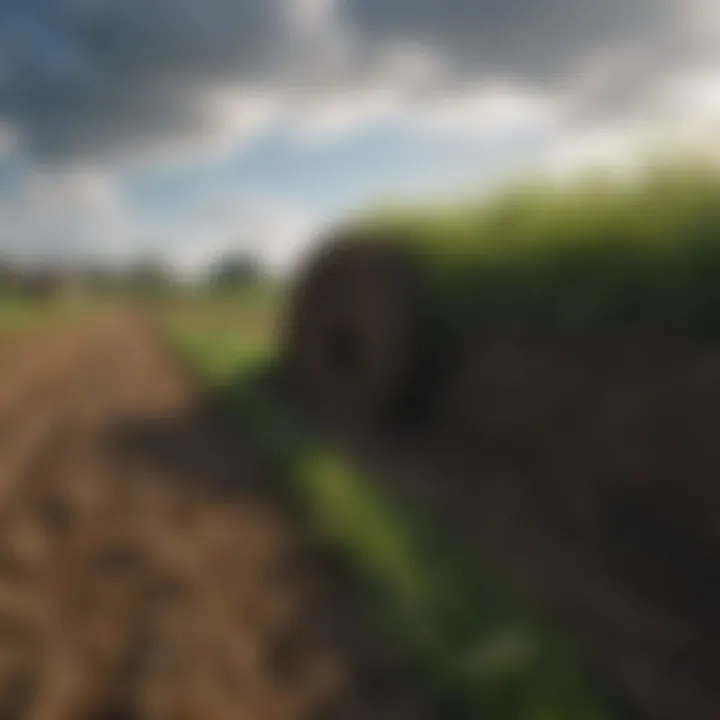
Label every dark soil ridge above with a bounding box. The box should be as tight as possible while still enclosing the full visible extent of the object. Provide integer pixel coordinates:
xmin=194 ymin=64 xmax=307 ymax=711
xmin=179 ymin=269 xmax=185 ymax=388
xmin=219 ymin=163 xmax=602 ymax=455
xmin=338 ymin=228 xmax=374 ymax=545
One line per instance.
xmin=295 ymin=330 xmax=720 ymax=720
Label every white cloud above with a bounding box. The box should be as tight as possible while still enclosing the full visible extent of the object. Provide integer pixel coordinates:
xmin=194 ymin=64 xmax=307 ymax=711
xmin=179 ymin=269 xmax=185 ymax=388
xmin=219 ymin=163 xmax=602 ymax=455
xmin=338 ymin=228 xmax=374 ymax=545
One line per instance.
xmin=409 ymin=83 xmax=558 ymax=137
xmin=0 ymin=166 xmax=324 ymax=276
xmin=541 ymin=124 xmax=650 ymax=179
xmin=660 ymin=68 xmax=720 ymax=120
xmin=167 ymin=190 xmax=324 ymax=277
xmin=540 ymin=65 xmax=720 ymax=180
xmin=0 ymin=168 xmax=137 ymax=266
xmin=290 ymin=77 xmax=558 ymax=145
xmin=292 ymin=87 xmax=402 ymax=141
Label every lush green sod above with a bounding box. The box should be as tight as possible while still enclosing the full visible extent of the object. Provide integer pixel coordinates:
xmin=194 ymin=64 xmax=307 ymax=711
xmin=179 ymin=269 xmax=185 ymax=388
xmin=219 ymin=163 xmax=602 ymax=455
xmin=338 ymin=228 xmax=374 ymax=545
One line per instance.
xmin=359 ymin=160 xmax=720 ymax=336
xmin=160 ymin=289 xmax=614 ymax=720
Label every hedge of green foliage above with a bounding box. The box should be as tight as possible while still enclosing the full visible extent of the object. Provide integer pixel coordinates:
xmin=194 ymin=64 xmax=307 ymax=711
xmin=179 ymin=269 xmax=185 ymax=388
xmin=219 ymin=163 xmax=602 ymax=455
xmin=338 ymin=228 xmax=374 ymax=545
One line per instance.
xmin=360 ymin=161 xmax=720 ymax=337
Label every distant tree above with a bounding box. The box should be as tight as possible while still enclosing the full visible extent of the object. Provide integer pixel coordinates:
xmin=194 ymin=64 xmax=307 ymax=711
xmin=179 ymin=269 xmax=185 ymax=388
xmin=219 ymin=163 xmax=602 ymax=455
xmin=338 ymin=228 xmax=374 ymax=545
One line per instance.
xmin=0 ymin=262 xmax=13 ymax=293
xmin=209 ymin=252 xmax=262 ymax=289
xmin=16 ymin=269 xmax=66 ymax=301
xmin=124 ymin=258 xmax=173 ymax=295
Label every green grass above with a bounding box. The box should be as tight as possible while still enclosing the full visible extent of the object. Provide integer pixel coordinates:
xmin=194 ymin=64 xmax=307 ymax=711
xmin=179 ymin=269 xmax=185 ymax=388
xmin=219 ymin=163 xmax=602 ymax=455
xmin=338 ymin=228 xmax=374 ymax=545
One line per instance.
xmin=0 ymin=293 xmax=89 ymax=334
xmin=160 ymin=291 xmax=614 ymax=720
xmin=153 ymin=283 xmax=280 ymax=362
xmin=358 ymin=159 xmax=720 ymax=336
xmin=0 ymin=296 xmax=51 ymax=333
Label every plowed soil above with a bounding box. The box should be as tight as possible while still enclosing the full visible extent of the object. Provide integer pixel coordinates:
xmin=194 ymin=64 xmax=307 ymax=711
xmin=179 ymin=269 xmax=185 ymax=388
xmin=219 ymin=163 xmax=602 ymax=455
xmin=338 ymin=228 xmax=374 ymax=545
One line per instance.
xmin=0 ymin=312 xmax=425 ymax=720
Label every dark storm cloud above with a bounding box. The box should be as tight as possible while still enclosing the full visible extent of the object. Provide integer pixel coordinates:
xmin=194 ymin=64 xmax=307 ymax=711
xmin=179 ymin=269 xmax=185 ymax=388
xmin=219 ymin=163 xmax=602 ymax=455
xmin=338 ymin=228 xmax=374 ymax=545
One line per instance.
xmin=0 ymin=0 xmax=690 ymax=161
xmin=0 ymin=0 xmax=282 ymax=160
xmin=347 ymin=0 xmax=681 ymax=83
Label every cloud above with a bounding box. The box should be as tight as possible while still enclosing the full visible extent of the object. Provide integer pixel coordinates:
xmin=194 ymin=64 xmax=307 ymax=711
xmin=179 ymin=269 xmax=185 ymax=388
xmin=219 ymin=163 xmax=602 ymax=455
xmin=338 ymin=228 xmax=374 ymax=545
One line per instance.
xmin=0 ymin=121 xmax=18 ymax=157
xmin=0 ymin=165 xmax=321 ymax=276
xmin=0 ymin=0 xmax=287 ymax=161
xmin=0 ymin=168 xmax=137 ymax=264
xmin=152 ymin=188 xmax=324 ymax=277
xmin=345 ymin=0 xmax=681 ymax=85
xmin=290 ymin=82 xmax=557 ymax=147
xmin=0 ymin=0 xmax=696 ymax=165
xmin=539 ymin=63 xmax=720 ymax=180
xmin=660 ymin=67 xmax=720 ymax=122
xmin=1 ymin=0 xmax=720 ymax=274
xmin=408 ymin=84 xmax=558 ymax=138
xmin=133 ymin=85 xmax=286 ymax=169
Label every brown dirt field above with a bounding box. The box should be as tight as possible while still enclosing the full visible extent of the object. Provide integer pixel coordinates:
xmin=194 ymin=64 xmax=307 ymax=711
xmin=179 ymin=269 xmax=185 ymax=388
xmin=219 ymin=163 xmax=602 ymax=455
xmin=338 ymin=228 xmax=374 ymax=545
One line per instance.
xmin=0 ymin=312 xmax=426 ymax=720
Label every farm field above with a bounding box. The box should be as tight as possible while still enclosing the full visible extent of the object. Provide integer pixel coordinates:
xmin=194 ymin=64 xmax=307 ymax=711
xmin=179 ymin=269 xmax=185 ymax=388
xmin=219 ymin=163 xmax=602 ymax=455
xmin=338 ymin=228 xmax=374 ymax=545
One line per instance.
xmin=1 ymin=162 xmax=720 ymax=719
xmin=0 ymin=307 xmax=432 ymax=719
xmin=0 ymin=290 xmax=614 ymax=719
xmin=5 ymin=0 xmax=720 ymax=715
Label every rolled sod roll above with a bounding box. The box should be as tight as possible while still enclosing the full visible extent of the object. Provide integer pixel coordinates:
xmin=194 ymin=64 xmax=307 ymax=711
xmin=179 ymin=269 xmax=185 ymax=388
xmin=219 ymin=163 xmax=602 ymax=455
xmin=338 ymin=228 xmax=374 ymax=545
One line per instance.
xmin=283 ymin=228 xmax=444 ymax=426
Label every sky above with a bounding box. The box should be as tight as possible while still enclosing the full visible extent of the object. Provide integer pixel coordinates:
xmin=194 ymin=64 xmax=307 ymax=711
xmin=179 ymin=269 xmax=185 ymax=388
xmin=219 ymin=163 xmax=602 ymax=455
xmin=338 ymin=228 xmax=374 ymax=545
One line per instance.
xmin=1 ymin=0 xmax=720 ymax=275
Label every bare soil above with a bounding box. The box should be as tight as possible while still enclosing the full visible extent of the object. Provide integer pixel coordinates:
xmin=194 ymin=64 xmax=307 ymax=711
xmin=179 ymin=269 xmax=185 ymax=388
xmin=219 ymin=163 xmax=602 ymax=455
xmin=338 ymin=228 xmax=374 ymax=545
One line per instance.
xmin=0 ymin=312 xmax=425 ymax=720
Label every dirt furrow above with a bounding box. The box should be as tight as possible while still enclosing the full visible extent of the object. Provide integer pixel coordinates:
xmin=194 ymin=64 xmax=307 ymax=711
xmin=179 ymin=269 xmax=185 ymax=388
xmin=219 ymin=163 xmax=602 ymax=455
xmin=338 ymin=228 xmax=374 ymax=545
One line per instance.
xmin=0 ymin=312 xmax=427 ymax=720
